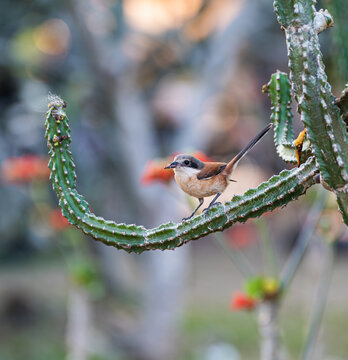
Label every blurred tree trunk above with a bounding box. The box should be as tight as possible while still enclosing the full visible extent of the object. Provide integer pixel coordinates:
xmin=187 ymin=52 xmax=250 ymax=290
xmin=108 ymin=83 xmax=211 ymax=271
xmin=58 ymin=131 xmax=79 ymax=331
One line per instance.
xmin=68 ymin=1 xmax=188 ymax=359
xmin=66 ymin=287 xmax=92 ymax=360
xmin=175 ymin=0 xmax=270 ymax=151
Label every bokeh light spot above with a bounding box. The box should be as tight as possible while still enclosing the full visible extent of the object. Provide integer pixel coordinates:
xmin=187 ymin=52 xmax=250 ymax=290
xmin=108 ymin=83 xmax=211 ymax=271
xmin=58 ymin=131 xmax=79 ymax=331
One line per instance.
xmin=34 ymin=19 xmax=71 ymax=56
xmin=124 ymin=0 xmax=202 ymax=34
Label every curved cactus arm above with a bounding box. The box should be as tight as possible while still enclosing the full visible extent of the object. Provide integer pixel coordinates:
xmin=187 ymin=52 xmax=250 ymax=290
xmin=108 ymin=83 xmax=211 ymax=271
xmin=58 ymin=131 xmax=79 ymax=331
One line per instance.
xmin=273 ymin=1 xmax=348 ymax=224
xmin=45 ymin=96 xmax=318 ymax=253
xmin=263 ymin=71 xmax=310 ymax=164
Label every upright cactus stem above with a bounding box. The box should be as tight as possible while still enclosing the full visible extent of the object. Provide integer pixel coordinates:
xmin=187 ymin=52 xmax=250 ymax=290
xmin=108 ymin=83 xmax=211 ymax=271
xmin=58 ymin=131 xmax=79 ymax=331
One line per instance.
xmin=274 ymin=0 xmax=348 ymax=224
xmin=263 ymin=71 xmax=310 ymax=164
xmin=45 ymin=97 xmax=318 ymax=253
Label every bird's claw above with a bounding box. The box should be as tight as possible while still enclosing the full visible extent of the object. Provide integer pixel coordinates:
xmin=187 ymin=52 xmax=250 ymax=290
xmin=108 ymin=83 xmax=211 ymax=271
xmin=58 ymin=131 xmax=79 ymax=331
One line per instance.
xmin=182 ymin=201 xmax=222 ymax=221
xmin=202 ymin=202 xmax=222 ymax=214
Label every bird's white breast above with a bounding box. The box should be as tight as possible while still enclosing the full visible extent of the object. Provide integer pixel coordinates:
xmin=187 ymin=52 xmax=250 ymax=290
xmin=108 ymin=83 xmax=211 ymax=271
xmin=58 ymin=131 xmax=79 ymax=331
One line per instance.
xmin=173 ymin=167 xmax=228 ymax=198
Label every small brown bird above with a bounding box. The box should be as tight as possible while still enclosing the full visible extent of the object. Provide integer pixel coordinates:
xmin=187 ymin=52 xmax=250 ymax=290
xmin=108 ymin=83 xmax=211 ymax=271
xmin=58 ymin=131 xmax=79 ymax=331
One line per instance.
xmin=164 ymin=123 xmax=272 ymax=220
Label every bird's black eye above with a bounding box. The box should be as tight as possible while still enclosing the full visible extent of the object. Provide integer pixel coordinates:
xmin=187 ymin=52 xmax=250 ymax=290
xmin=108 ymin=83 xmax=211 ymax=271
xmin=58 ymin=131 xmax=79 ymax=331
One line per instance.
xmin=184 ymin=160 xmax=190 ymax=166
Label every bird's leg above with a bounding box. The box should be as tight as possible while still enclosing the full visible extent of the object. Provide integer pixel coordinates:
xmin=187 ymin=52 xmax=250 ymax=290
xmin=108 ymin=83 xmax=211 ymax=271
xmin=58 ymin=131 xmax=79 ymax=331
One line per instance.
xmin=203 ymin=193 xmax=222 ymax=213
xmin=182 ymin=198 xmax=204 ymax=221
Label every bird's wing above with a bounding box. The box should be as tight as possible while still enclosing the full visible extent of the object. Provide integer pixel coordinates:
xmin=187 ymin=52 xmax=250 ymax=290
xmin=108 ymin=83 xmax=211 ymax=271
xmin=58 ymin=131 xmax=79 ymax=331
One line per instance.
xmin=196 ymin=162 xmax=227 ymax=180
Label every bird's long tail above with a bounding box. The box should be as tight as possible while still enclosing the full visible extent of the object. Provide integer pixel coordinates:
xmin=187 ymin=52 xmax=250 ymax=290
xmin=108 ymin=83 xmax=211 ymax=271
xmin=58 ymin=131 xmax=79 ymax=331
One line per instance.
xmin=224 ymin=123 xmax=272 ymax=176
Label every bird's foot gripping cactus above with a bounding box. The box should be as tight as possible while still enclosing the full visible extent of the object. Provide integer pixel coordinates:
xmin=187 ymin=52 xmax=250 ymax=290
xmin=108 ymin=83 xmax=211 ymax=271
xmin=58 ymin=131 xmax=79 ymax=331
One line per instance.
xmin=45 ymin=1 xmax=348 ymax=253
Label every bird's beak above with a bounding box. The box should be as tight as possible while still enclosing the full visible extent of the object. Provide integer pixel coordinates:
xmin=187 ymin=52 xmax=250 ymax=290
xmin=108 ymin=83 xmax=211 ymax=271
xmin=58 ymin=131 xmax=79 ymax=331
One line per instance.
xmin=164 ymin=161 xmax=179 ymax=169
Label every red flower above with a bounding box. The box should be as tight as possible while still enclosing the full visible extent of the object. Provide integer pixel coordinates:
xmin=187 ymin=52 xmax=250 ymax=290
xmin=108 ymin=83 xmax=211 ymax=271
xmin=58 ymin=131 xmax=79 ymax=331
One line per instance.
xmin=190 ymin=151 xmax=212 ymax=163
xmin=49 ymin=209 xmax=70 ymax=230
xmin=141 ymin=159 xmax=174 ymax=185
xmin=141 ymin=151 xmax=212 ymax=185
xmin=230 ymin=292 xmax=257 ymax=311
xmin=1 ymin=155 xmax=49 ymax=184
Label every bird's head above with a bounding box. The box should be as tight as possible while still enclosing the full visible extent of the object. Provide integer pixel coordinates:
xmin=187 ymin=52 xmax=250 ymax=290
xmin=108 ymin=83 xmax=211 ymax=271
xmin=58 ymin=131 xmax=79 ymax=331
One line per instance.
xmin=164 ymin=154 xmax=204 ymax=174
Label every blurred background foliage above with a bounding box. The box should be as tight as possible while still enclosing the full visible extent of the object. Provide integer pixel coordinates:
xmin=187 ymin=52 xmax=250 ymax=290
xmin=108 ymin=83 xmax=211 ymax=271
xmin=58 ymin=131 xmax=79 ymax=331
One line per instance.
xmin=0 ymin=0 xmax=347 ymax=359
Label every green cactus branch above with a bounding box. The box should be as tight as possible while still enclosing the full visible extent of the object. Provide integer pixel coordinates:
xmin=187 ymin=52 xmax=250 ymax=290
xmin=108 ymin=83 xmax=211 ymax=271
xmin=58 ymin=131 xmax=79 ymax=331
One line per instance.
xmin=45 ymin=97 xmax=318 ymax=253
xmin=263 ymin=71 xmax=310 ymax=164
xmin=273 ymin=0 xmax=348 ymax=224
